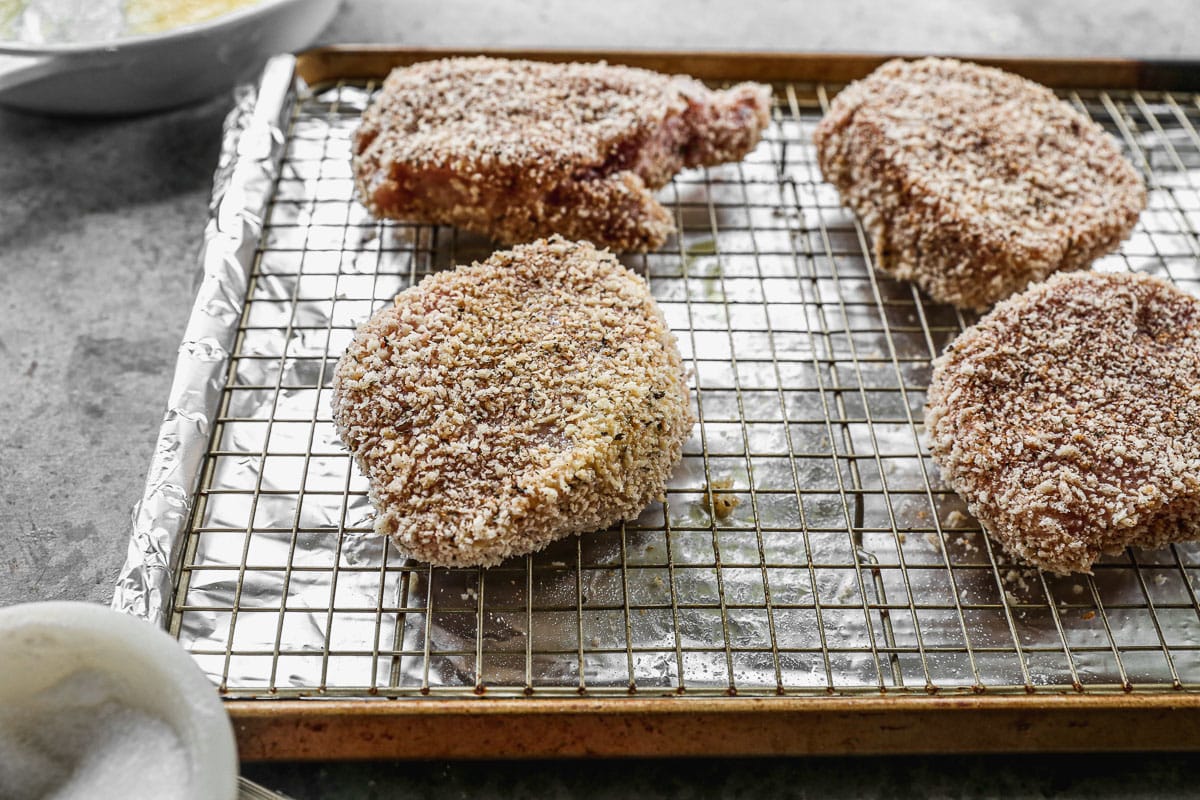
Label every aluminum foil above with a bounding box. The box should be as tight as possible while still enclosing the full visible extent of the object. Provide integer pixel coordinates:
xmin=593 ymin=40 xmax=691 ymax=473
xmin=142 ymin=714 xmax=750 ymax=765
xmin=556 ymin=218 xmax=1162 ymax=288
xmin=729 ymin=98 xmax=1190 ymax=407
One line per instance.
xmin=113 ymin=67 xmax=1200 ymax=697
xmin=112 ymin=55 xmax=298 ymax=627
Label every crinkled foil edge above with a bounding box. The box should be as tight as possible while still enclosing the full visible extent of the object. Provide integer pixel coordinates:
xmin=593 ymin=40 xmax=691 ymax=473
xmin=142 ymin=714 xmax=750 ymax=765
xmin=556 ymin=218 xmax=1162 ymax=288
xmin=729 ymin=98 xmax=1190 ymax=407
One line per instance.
xmin=112 ymin=55 xmax=299 ymax=627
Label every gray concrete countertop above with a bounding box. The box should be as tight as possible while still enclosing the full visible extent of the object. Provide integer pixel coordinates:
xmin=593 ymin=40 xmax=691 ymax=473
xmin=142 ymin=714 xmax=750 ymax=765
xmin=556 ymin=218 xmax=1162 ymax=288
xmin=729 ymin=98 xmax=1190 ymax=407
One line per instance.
xmin=2 ymin=2 xmax=1198 ymax=797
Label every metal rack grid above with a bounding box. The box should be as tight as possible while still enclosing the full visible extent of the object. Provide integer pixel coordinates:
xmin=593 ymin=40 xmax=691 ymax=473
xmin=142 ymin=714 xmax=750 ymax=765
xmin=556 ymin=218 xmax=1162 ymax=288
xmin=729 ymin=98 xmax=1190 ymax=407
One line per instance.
xmin=170 ymin=77 xmax=1200 ymax=700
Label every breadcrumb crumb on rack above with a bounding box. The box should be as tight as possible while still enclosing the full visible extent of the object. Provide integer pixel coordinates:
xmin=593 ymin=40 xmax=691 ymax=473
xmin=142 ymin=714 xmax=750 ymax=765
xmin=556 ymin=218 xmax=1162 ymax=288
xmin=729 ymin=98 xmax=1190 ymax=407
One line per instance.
xmin=814 ymin=58 xmax=1146 ymax=309
xmin=704 ymin=477 xmax=741 ymax=520
xmin=925 ymin=271 xmax=1200 ymax=574
xmin=331 ymin=237 xmax=695 ymax=568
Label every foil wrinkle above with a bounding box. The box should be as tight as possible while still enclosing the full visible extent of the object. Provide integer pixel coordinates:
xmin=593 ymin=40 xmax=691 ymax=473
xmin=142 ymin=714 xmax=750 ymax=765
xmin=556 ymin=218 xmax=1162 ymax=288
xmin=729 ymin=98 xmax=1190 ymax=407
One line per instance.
xmin=112 ymin=55 xmax=298 ymax=627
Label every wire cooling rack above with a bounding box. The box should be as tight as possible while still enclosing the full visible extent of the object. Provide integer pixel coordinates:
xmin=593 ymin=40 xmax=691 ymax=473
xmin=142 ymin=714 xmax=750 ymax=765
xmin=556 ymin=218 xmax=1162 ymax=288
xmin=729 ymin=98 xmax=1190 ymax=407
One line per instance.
xmin=169 ymin=71 xmax=1200 ymax=702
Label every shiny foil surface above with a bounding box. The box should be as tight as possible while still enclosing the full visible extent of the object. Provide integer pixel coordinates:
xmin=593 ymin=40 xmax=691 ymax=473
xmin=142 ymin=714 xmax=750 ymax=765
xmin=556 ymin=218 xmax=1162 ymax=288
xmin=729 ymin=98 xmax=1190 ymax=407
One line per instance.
xmin=116 ymin=62 xmax=1200 ymax=697
xmin=112 ymin=56 xmax=297 ymax=628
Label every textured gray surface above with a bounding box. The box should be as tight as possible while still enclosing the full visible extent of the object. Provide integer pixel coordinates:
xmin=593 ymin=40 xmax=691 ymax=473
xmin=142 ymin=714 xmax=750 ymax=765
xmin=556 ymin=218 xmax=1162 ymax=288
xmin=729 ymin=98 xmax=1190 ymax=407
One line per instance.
xmin=0 ymin=98 xmax=228 ymax=605
xmin=325 ymin=0 xmax=1200 ymax=57
xmin=242 ymin=754 xmax=1200 ymax=800
xmin=1 ymin=1 xmax=1198 ymax=796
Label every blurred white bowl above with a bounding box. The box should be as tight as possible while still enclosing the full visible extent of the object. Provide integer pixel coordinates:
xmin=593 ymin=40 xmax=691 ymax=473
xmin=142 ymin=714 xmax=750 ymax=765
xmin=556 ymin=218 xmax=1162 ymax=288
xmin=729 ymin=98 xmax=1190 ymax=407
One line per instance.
xmin=0 ymin=0 xmax=337 ymax=114
xmin=0 ymin=601 xmax=237 ymax=800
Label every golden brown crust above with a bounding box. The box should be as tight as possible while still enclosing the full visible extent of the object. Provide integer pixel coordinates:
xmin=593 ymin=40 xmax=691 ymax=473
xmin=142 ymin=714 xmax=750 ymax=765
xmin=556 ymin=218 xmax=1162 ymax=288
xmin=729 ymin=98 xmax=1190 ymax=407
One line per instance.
xmin=926 ymin=271 xmax=1200 ymax=573
xmin=814 ymin=58 xmax=1146 ymax=310
xmin=352 ymin=57 xmax=771 ymax=251
xmin=331 ymin=237 xmax=694 ymax=567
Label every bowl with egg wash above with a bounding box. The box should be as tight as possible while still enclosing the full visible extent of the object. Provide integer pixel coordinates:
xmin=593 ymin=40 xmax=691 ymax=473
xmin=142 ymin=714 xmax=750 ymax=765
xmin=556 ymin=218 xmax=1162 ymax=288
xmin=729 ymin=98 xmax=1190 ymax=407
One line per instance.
xmin=0 ymin=0 xmax=338 ymax=114
xmin=0 ymin=601 xmax=237 ymax=799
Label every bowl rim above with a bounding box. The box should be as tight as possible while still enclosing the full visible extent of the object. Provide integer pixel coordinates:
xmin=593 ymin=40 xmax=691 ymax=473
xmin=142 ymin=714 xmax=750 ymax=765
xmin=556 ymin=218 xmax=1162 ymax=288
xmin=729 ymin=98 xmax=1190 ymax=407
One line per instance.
xmin=0 ymin=0 xmax=329 ymax=57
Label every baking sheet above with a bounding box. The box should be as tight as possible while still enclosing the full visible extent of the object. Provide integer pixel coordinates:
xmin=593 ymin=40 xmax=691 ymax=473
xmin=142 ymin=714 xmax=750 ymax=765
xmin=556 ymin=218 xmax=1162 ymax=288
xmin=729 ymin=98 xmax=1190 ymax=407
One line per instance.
xmin=116 ymin=54 xmax=1200 ymax=700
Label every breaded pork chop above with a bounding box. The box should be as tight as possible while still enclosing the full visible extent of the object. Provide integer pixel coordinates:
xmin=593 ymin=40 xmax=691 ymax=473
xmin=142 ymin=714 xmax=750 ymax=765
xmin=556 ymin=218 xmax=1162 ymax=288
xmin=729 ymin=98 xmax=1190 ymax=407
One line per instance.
xmin=352 ymin=57 xmax=771 ymax=251
xmin=815 ymin=58 xmax=1145 ymax=309
xmin=926 ymin=271 xmax=1200 ymax=574
xmin=331 ymin=237 xmax=694 ymax=567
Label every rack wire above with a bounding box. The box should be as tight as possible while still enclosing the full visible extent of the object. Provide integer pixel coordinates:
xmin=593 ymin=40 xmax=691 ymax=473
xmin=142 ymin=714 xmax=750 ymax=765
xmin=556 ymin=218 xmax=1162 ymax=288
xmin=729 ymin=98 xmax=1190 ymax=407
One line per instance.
xmin=170 ymin=77 xmax=1200 ymax=700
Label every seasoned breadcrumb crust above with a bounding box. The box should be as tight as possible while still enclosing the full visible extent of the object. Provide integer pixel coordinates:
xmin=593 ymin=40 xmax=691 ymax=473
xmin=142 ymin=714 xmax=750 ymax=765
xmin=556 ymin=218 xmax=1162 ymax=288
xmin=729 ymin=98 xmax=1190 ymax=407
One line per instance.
xmin=331 ymin=237 xmax=694 ymax=567
xmin=814 ymin=58 xmax=1146 ymax=310
xmin=926 ymin=271 xmax=1200 ymax=574
xmin=353 ymin=57 xmax=771 ymax=252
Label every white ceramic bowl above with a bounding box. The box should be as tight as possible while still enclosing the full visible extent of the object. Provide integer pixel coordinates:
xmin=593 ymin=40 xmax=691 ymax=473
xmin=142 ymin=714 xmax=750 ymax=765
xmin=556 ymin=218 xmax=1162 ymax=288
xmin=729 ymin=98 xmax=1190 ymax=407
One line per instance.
xmin=0 ymin=0 xmax=338 ymax=114
xmin=0 ymin=601 xmax=237 ymax=800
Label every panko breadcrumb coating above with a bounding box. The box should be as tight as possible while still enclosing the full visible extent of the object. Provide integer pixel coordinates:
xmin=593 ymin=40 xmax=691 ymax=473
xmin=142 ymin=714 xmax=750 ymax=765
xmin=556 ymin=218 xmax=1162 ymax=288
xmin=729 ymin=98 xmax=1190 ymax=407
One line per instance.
xmin=926 ymin=271 xmax=1200 ymax=574
xmin=814 ymin=58 xmax=1146 ymax=310
xmin=331 ymin=237 xmax=694 ymax=567
xmin=353 ymin=57 xmax=771 ymax=252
